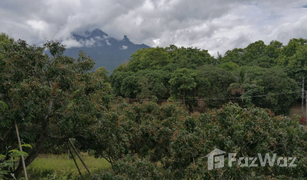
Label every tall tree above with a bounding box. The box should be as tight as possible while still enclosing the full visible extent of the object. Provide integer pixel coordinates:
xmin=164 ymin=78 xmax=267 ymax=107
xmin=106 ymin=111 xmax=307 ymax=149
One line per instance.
xmin=196 ymin=65 xmax=233 ymax=108
xmin=243 ymin=67 xmax=299 ymax=114
xmin=169 ymin=68 xmax=197 ymax=105
xmin=128 ymin=47 xmax=170 ymax=72
xmin=227 ymin=68 xmax=251 ymax=94
xmin=0 ymin=39 xmax=112 ymax=177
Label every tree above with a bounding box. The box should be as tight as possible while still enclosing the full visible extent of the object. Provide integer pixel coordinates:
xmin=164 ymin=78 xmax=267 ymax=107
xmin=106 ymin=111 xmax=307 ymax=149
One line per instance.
xmin=169 ymin=68 xmax=197 ymax=106
xmin=219 ymin=40 xmax=283 ymax=68
xmin=120 ymin=74 xmax=140 ymax=98
xmin=168 ymin=46 xmax=214 ymax=69
xmin=227 ymin=68 xmax=251 ymax=95
xmin=0 ymin=39 xmax=112 ymax=177
xmin=111 ymin=71 xmax=133 ymax=97
xmin=285 ymin=45 xmax=307 ymax=82
xmin=217 ymin=61 xmax=239 ymax=71
xmin=111 ymin=45 xmax=215 ymax=103
xmin=219 ymin=48 xmax=245 ymax=65
xmin=128 ymin=47 xmax=170 ymax=72
xmin=88 ymin=102 xmax=307 ymax=179
xmin=136 ymin=70 xmax=167 ymax=100
xmin=243 ymin=40 xmax=266 ymax=60
xmin=281 ymin=38 xmax=307 ymax=58
xmin=111 ymin=69 xmax=169 ymax=99
xmin=265 ymin=40 xmax=283 ymax=59
xmin=243 ymin=67 xmax=299 ymax=115
xmin=196 ymin=65 xmax=233 ymax=108
xmin=0 ymin=33 xmax=14 ymax=46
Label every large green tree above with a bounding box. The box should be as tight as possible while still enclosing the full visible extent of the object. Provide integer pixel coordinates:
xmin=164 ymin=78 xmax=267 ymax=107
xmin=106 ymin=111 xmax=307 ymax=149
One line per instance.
xmin=169 ymin=68 xmax=197 ymax=105
xmin=0 ymin=39 xmax=111 ymax=177
xmin=243 ymin=67 xmax=299 ymax=114
xmin=128 ymin=47 xmax=170 ymax=72
xmin=196 ymin=65 xmax=233 ymax=108
xmin=220 ymin=40 xmax=281 ymax=68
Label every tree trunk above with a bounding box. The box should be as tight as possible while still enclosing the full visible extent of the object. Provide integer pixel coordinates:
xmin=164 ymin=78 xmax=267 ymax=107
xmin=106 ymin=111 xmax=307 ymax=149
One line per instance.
xmin=14 ymin=99 xmax=54 ymax=177
xmin=14 ymin=135 xmax=47 ymax=178
xmin=14 ymin=119 xmax=28 ymax=180
xmin=183 ymin=91 xmax=186 ymax=106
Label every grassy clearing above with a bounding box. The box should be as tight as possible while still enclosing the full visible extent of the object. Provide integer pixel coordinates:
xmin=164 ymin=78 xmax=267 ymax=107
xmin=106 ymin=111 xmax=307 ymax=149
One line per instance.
xmin=26 ymin=153 xmax=111 ymax=179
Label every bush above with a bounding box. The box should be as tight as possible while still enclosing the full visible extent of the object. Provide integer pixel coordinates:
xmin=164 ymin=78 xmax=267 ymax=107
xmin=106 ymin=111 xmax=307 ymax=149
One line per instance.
xmin=84 ymin=102 xmax=307 ymax=179
xmin=300 ymin=116 xmax=306 ymax=125
xmin=96 ymin=155 xmax=162 ymax=180
xmin=0 ymin=147 xmax=30 ymax=179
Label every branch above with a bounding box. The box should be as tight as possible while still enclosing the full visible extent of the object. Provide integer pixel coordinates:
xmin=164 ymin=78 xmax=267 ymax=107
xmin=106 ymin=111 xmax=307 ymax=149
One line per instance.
xmin=42 ymin=99 xmax=54 ymax=134
xmin=44 ymin=99 xmax=54 ymax=121
xmin=49 ymin=135 xmax=68 ymax=140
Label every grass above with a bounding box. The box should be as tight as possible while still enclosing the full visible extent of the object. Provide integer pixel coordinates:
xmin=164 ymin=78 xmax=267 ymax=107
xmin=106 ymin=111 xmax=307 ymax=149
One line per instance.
xmin=26 ymin=153 xmax=111 ymax=179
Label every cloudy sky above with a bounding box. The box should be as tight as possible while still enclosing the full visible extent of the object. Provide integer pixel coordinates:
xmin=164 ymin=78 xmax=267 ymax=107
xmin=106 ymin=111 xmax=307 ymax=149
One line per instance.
xmin=1 ymin=0 xmax=307 ymax=55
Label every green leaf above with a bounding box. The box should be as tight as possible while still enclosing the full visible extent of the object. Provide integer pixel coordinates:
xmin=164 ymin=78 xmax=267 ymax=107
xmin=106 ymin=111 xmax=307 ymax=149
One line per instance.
xmin=21 ymin=144 xmax=32 ymax=149
xmin=0 ymin=100 xmax=8 ymax=110
xmin=8 ymin=150 xmax=28 ymax=157
xmin=72 ymin=89 xmax=81 ymax=96
xmin=67 ymin=101 xmax=75 ymax=108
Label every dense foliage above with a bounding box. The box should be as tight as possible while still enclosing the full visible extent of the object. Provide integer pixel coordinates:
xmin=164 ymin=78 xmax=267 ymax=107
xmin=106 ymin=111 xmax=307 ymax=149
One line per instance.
xmin=1 ymin=34 xmax=307 ymax=179
xmin=111 ymin=46 xmax=214 ymax=103
xmin=0 ymin=36 xmax=112 ymax=178
xmin=83 ymin=101 xmax=307 ymax=179
xmin=111 ymin=39 xmax=307 ymax=115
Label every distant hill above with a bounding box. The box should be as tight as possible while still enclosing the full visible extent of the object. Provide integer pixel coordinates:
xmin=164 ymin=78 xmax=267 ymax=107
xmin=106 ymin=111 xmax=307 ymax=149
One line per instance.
xmin=64 ymin=29 xmax=150 ymax=73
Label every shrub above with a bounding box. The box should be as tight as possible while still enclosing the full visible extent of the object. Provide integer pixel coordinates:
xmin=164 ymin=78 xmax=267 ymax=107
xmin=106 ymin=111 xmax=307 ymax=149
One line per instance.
xmin=85 ymin=102 xmax=307 ymax=179
xmin=300 ymin=116 xmax=306 ymax=125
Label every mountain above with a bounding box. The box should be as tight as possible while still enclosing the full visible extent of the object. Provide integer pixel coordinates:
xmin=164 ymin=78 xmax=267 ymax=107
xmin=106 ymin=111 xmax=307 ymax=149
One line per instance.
xmin=64 ymin=29 xmax=150 ymax=73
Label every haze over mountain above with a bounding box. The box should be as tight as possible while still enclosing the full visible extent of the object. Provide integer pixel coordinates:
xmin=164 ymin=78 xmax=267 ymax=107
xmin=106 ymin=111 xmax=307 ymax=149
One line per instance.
xmin=64 ymin=29 xmax=150 ymax=72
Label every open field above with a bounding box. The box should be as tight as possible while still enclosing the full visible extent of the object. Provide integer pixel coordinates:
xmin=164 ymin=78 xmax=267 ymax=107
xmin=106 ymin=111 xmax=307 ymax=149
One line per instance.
xmin=26 ymin=153 xmax=111 ymax=179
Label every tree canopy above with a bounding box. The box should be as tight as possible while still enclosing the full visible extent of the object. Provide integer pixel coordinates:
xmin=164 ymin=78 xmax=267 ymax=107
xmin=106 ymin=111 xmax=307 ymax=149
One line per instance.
xmin=111 ymin=39 xmax=307 ymax=115
xmin=1 ymin=34 xmax=307 ymax=179
xmin=0 ymin=38 xmax=112 ymax=177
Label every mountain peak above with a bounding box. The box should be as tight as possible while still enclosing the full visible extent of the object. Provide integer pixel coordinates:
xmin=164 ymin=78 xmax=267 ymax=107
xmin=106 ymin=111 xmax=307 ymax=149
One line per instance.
xmin=123 ymin=35 xmax=130 ymax=42
xmin=90 ymin=29 xmax=108 ymax=37
xmin=67 ymin=28 xmax=150 ymax=72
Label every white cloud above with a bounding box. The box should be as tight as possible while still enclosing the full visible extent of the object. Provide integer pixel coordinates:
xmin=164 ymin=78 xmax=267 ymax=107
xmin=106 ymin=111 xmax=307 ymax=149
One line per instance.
xmin=106 ymin=39 xmax=111 ymax=46
xmin=0 ymin=0 xmax=307 ymax=55
xmin=62 ymin=38 xmax=83 ymax=48
xmin=78 ymin=38 xmax=98 ymax=47
xmin=120 ymin=45 xmax=128 ymax=50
